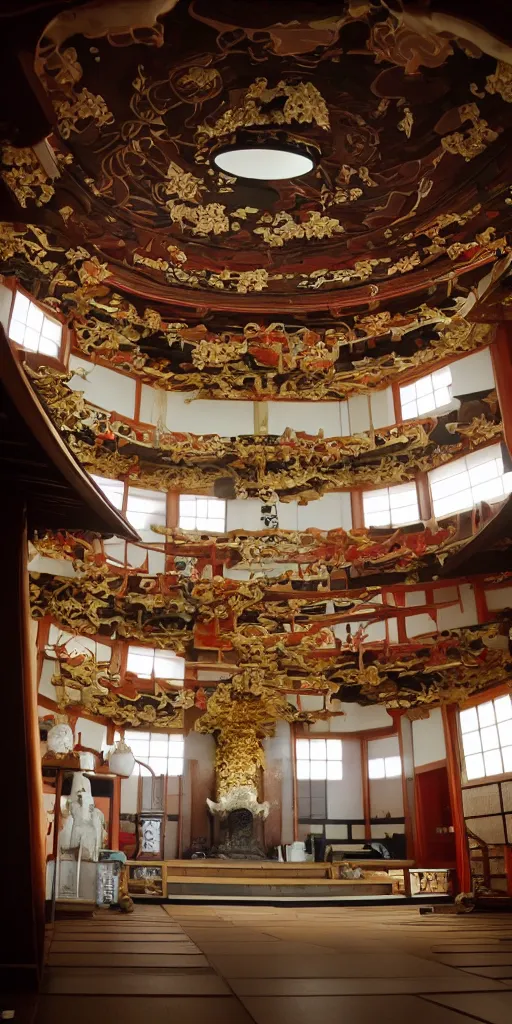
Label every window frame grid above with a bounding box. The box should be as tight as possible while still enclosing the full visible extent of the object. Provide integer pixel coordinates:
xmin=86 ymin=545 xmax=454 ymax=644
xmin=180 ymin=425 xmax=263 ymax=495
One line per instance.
xmin=179 ymin=494 xmax=227 ymax=533
xmin=429 ymin=446 xmax=512 ymax=520
xmin=459 ymin=695 xmax=512 ymax=781
xmin=9 ymin=289 xmax=64 ymax=360
xmin=126 ymin=645 xmax=185 ymax=687
xmin=123 ymin=730 xmax=184 ymax=777
xmin=295 ymin=737 xmax=343 ymax=782
xmin=400 ymin=367 xmax=453 ymax=421
xmin=362 ymin=482 xmax=420 ymax=529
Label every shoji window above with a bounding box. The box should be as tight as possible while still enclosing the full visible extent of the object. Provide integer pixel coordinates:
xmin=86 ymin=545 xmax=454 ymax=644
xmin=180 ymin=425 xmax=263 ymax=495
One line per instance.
xmin=179 ymin=494 xmax=226 ymax=532
xmin=363 ymin=482 xmax=420 ymax=528
xmin=123 ymin=731 xmax=184 ymax=776
xmin=460 ymin=696 xmax=512 ymax=780
xmin=296 ymin=738 xmax=343 ymax=780
xmin=368 ymin=755 xmax=402 ymax=779
xmin=126 ymin=646 xmax=185 ymax=686
xmin=9 ymin=290 xmax=63 ymax=358
xmin=429 ymin=444 xmax=512 ymax=519
xmin=400 ymin=367 xmax=452 ymax=420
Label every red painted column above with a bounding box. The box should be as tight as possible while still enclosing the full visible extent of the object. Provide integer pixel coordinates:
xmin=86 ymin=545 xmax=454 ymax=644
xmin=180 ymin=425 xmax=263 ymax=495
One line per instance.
xmin=491 ymin=323 xmax=512 ymax=457
xmin=442 ymin=706 xmax=471 ymax=894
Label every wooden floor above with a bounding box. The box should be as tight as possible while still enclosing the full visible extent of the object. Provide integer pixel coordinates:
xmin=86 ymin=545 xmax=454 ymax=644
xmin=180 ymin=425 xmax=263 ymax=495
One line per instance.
xmin=5 ymin=904 xmax=512 ymax=1023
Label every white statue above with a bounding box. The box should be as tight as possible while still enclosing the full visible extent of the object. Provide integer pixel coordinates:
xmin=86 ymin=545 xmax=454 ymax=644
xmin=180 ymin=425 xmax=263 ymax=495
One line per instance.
xmin=59 ymin=772 xmax=106 ymax=862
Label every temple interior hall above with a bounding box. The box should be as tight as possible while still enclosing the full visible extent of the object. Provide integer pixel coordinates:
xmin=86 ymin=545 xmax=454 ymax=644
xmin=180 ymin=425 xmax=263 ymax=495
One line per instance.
xmin=3 ymin=1 xmax=512 ymax=1022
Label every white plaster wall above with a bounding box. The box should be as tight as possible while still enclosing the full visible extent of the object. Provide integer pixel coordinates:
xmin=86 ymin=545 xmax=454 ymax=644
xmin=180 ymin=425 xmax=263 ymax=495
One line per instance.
xmin=38 ymin=658 xmax=57 ymax=701
xmin=309 ymin=703 xmax=394 ymax=733
xmin=370 ymin=778 xmax=404 ymax=819
xmin=340 ymin=401 xmax=350 ymax=435
xmin=370 ymin=388 xmax=395 ymax=429
xmin=226 ymin=498 xmax=263 ymax=532
xmin=347 ymin=389 xmax=395 ymax=432
xmin=436 ymin=583 xmax=478 ymax=630
xmin=485 ymin=586 xmax=512 ymax=611
xmin=347 ymin=395 xmax=371 ymax=433
xmin=450 ymin=348 xmax=495 ymax=396
xmin=140 ymin=389 xmax=254 ymax=435
xmin=368 ymin=735 xmax=400 ymax=759
xmin=267 ymin=401 xmax=343 ymax=437
xmin=412 ymin=708 xmax=446 ymax=767
xmin=339 ymin=491 xmax=353 ymax=529
xmin=297 ymin=493 xmax=349 ymax=530
xmin=28 ymin=555 xmax=77 ymax=578
xmin=69 ymin=355 xmax=136 ymax=419
xmin=368 ymin=735 xmax=403 ymax=819
xmin=262 ymin=720 xmax=294 ymax=844
xmin=275 ymin=501 xmax=300 ymax=530
xmin=121 ymin=775 xmax=139 ymax=814
xmin=0 ymin=282 xmax=13 ymax=333
xmin=75 ymin=716 xmax=107 ymax=752
xmin=328 ymin=736 xmax=364 ymax=819
xmin=406 ymin=612 xmax=436 ymax=638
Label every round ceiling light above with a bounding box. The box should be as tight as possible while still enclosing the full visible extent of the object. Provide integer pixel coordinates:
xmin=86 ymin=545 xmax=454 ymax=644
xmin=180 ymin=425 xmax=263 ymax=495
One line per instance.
xmin=213 ymin=141 xmax=315 ymax=181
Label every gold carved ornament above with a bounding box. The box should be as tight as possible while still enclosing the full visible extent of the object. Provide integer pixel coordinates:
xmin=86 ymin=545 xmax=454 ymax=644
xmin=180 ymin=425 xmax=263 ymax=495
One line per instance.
xmin=49 ymin=646 xmax=192 ymax=728
xmin=195 ymin=669 xmax=326 ymax=798
xmin=27 ymin=365 xmax=502 ymax=503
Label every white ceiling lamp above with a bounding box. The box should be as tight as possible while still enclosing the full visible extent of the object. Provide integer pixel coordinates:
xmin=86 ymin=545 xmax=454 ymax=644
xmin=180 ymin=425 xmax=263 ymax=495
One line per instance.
xmin=212 ymin=136 xmax=317 ymax=182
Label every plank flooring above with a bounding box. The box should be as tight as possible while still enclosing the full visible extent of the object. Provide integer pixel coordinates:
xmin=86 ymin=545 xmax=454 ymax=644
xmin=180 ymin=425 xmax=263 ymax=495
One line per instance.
xmin=3 ymin=903 xmax=512 ymax=1023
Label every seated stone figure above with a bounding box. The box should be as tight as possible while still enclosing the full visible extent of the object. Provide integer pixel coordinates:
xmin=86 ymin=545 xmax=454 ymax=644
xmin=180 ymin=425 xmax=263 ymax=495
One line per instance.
xmin=59 ymin=772 xmax=106 ymax=862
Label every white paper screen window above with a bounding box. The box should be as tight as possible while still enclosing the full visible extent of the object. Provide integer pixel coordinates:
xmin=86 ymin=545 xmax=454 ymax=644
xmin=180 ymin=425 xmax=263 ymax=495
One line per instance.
xmin=9 ymin=291 xmax=62 ymax=358
xmin=295 ymin=738 xmax=342 ymax=780
xmin=179 ymin=494 xmax=226 ymax=533
xmin=400 ymin=367 xmax=452 ymax=420
xmin=126 ymin=646 xmax=185 ymax=686
xmin=368 ymin=755 xmax=402 ymax=779
xmin=429 ymin=444 xmax=512 ymax=519
xmin=91 ymin=474 xmax=125 ymax=510
xmin=363 ymin=482 xmax=419 ymax=528
xmin=460 ymin=695 xmax=512 ymax=780
xmin=124 ymin=730 xmax=184 ymax=776
xmin=126 ymin=487 xmax=166 ymax=532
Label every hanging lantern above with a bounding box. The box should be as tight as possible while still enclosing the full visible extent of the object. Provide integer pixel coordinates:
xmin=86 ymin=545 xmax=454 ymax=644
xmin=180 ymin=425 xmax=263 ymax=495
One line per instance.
xmin=108 ymin=739 xmax=135 ymax=777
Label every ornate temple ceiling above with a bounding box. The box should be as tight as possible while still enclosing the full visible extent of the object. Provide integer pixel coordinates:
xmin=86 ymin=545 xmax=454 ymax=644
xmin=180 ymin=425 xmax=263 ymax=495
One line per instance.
xmin=2 ymin=2 xmax=512 ymax=398
xmin=3 ymin=1 xmax=512 ymax=722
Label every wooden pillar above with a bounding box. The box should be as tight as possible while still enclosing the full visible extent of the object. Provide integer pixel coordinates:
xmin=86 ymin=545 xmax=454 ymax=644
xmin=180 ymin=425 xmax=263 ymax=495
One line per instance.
xmin=491 ymin=323 xmax=512 ymax=457
xmin=0 ymin=501 xmax=46 ymax=990
xmin=442 ymin=705 xmax=471 ymax=893
xmin=398 ymin=715 xmax=416 ymax=861
xmin=110 ymin=776 xmax=121 ymax=851
xmin=361 ymin=738 xmax=372 ymax=840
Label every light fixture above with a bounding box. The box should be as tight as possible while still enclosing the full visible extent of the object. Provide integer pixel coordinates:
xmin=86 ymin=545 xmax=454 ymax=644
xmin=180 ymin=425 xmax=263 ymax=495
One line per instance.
xmin=212 ymin=134 xmax=317 ymax=182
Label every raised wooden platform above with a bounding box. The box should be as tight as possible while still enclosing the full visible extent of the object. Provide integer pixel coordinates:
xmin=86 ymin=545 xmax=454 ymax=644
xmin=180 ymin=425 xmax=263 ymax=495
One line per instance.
xmin=125 ymin=859 xmax=435 ymax=905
